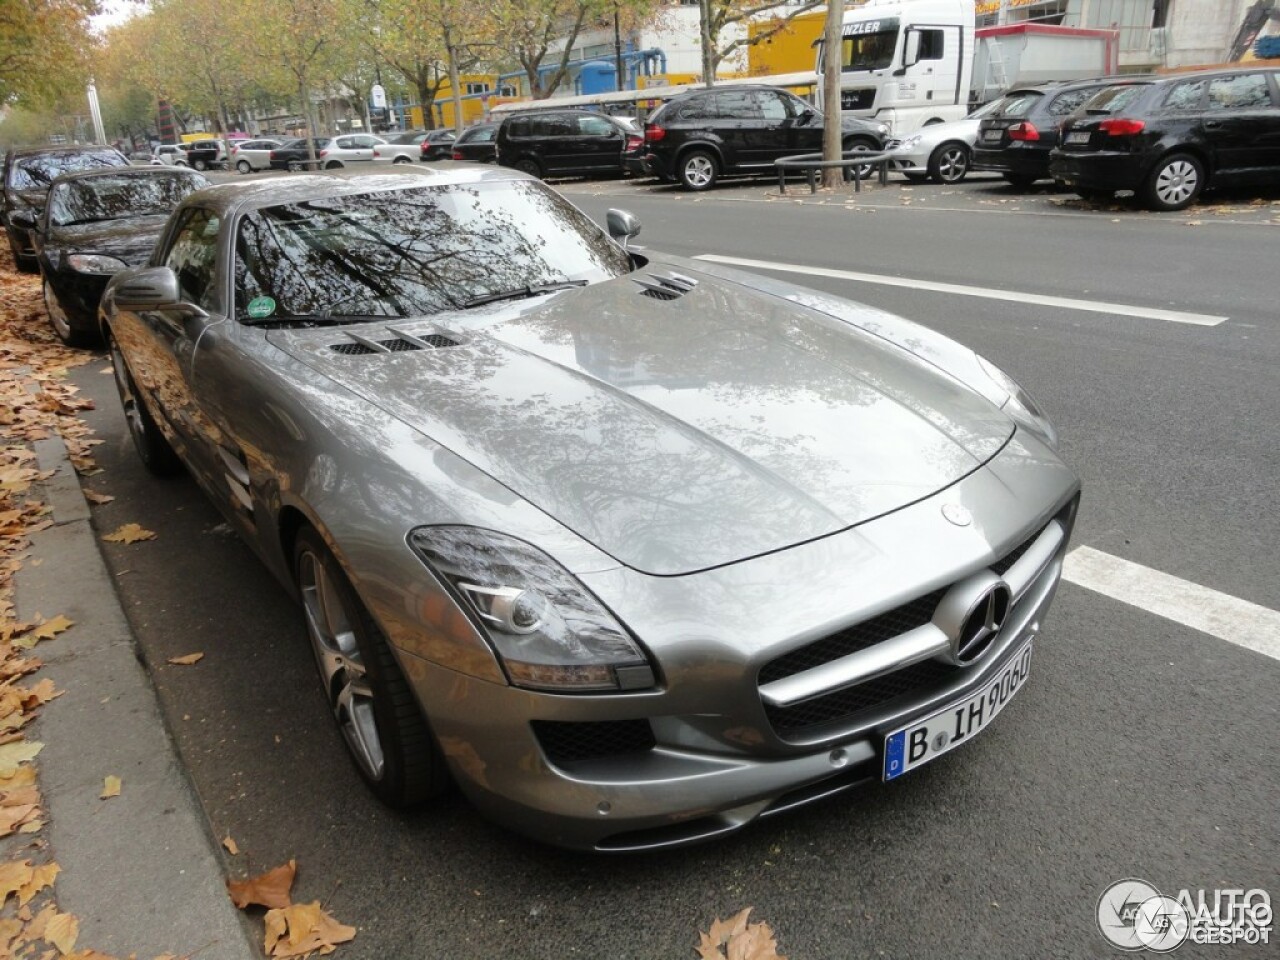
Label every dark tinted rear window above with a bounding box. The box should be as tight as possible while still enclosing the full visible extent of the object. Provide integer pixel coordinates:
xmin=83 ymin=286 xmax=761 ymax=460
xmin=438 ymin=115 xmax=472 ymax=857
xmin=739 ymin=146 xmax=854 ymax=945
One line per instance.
xmin=1082 ymin=84 xmax=1149 ymax=115
xmin=9 ymin=150 xmax=126 ymax=189
xmin=992 ymin=91 xmax=1042 ymax=119
xmin=1046 ymin=88 xmax=1098 ymax=117
xmin=1163 ymin=79 xmax=1206 ymax=110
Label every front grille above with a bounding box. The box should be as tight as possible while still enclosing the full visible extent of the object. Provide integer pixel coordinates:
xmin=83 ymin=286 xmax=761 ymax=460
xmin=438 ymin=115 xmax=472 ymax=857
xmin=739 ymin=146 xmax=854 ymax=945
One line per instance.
xmin=841 ymin=89 xmax=876 ymax=111
xmin=329 ymin=342 xmax=374 ymax=355
xmin=640 ymin=288 xmax=678 ymax=301
xmin=329 ymin=334 xmax=459 ymax=355
xmin=990 ymin=525 xmax=1045 ymax=578
xmin=758 ymin=588 xmax=946 ymax=686
xmin=765 ymin=658 xmax=958 ymax=736
xmin=531 ymin=719 xmax=655 ymax=766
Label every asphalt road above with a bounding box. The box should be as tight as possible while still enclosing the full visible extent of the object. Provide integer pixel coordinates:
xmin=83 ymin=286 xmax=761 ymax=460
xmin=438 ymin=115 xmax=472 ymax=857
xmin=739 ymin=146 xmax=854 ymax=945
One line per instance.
xmin=70 ymin=171 xmax=1278 ymax=958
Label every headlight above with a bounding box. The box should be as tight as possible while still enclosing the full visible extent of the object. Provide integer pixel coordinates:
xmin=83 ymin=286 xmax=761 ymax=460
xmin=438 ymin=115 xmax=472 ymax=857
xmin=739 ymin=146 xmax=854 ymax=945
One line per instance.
xmin=977 ymin=355 xmax=1058 ymax=450
xmin=68 ymin=254 xmax=128 ymax=274
xmin=899 ymin=135 xmax=923 ymax=150
xmin=408 ymin=526 xmax=655 ymax=693
xmin=877 ymin=124 xmax=890 ymax=137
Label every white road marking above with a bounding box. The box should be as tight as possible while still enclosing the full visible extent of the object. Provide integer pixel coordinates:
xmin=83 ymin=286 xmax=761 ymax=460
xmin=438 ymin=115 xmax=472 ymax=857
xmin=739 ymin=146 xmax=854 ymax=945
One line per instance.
xmin=1063 ymin=547 xmax=1280 ymax=662
xmin=693 ymin=254 xmax=1227 ymax=327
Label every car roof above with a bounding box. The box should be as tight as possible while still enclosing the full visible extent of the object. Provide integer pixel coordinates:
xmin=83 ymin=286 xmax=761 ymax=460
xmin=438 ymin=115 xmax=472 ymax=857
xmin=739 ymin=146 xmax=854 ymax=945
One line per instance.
xmin=180 ymin=166 xmax=531 ymax=219
xmin=8 ymin=145 xmax=126 ymax=160
xmin=1145 ymin=65 xmax=1278 ymax=85
xmin=52 ymin=166 xmax=204 ymax=185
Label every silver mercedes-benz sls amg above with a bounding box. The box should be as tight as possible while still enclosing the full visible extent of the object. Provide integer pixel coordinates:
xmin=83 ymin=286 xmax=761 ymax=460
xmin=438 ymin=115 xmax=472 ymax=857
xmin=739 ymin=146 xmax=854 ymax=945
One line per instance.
xmin=101 ymin=166 xmax=1079 ymax=851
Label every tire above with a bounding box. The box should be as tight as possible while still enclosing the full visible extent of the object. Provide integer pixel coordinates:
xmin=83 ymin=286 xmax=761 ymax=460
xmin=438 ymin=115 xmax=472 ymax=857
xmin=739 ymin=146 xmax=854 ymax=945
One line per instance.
xmin=108 ymin=334 xmax=182 ymax=476
xmin=842 ymin=137 xmax=878 ymax=181
xmin=513 ymin=157 xmax=543 ymax=179
xmin=324 ymin=160 xmax=343 ymax=169
xmin=293 ymin=527 xmax=448 ymax=807
xmin=393 ymin=156 xmax=411 ymax=164
xmin=678 ymin=149 xmax=718 ymax=191
xmin=44 ymin=278 xmax=95 ymax=348
xmin=1142 ymin=153 xmax=1203 ymax=211
xmin=236 ymin=159 xmax=251 ymax=174
xmin=928 ymin=141 xmax=970 ymax=184
xmin=1002 ymin=173 xmax=1037 ymax=189
xmin=193 ymin=159 xmax=207 ymax=171
xmin=7 ymin=228 xmax=38 ymax=273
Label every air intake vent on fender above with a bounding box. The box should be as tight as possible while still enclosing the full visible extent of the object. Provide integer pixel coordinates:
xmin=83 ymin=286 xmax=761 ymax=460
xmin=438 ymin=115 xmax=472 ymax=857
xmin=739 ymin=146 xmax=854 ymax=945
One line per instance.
xmin=328 ymin=331 xmax=460 ymax=355
xmin=632 ymin=272 xmax=698 ymax=301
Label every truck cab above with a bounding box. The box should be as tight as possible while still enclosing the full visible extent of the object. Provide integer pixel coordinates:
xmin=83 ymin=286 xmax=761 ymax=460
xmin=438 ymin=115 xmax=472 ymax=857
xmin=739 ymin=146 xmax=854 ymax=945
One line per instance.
xmin=815 ymin=0 xmax=974 ymax=137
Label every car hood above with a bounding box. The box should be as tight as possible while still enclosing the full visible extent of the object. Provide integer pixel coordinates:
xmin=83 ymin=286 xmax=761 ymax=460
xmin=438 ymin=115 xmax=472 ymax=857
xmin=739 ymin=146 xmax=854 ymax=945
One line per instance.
xmin=898 ymin=118 xmax=980 ymax=147
xmin=271 ymin=267 xmax=1014 ymax=575
xmin=47 ymin=214 xmax=169 ymax=264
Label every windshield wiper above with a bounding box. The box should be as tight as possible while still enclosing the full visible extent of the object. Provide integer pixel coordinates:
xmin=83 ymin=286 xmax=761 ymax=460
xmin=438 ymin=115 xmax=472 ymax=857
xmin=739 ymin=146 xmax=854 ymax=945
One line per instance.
xmin=240 ymin=313 xmax=358 ymax=328
xmin=463 ymin=279 xmax=587 ymax=309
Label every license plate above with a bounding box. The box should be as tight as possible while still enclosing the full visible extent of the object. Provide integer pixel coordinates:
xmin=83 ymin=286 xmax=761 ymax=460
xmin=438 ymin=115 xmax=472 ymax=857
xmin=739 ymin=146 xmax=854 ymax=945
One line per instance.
xmin=883 ymin=639 xmax=1033 ymax=781
xmin=1066 ymin=131 xmax=1091 ymax=144
xmin=982 ymin=129 xmax=1002 ymax=142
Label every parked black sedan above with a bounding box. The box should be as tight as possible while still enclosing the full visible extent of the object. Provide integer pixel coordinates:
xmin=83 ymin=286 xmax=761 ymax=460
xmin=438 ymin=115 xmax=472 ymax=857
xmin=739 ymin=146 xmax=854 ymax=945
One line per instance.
xmin=419 ymin=129 xmax=458 ymax=160
xmin=24 ymin=166 xmax=208 ymax=346
xmin=1051 ymin=67 xmax=1280 ymax=210
xmin=267 ymin=139 xmax=328 ymax=170
xmin=450 ymin=123 xmax=498 ymax=163
xmin=3 ymin=145 xmax=130 ymax=272
xmin=972 ymin=77 xmax=1149 ymax=188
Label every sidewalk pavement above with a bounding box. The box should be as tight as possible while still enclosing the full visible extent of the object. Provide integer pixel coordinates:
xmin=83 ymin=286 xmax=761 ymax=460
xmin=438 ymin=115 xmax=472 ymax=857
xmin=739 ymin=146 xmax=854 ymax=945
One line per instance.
xmin=14 ymin=428 xmax=256 ymax=958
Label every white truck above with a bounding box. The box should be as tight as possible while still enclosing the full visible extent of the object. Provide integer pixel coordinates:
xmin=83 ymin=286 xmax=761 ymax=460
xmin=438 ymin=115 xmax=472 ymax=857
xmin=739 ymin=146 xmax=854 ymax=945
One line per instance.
xmin=815 ymin=0 xmax=1118 ymax=137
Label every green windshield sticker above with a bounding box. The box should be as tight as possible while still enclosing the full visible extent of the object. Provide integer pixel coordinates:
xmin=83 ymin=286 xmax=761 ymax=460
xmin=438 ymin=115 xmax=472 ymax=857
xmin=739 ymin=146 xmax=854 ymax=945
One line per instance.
xmin=246 ymin=296 xmax=276 ymax=319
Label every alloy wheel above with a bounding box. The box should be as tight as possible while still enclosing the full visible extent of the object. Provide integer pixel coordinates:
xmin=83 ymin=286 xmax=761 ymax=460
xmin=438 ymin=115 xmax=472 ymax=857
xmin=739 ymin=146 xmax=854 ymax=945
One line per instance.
xmin=936 ymin=146 xmax=968 ymax=183
xmin=298 ymin=548 xmax=385 ymax=781
xmin=1155 ymin=159 xmax=1199 ymax=208
xmin=682 ymin=155 xmax=714 ymax=189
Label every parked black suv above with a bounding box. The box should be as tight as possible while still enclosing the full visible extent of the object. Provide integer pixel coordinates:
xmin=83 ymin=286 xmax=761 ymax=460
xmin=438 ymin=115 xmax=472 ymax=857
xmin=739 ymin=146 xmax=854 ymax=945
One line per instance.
xmin=1051 ymin=67 xmax=1280 ymax=210
xmin=495 ymin=110 xmax=640 ymax=179
xmin=636 ymin=84 xmax=888 ymax=191
xmin=972 ymin=76 xmax=1149 ymax=188
xmin=3 ymin=145 xmax=129 ymax=272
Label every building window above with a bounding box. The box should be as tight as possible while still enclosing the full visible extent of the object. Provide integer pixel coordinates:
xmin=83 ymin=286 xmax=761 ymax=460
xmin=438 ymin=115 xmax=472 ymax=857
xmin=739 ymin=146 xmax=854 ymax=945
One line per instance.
xmin=465 ymin=82 xmax=489 ymax=95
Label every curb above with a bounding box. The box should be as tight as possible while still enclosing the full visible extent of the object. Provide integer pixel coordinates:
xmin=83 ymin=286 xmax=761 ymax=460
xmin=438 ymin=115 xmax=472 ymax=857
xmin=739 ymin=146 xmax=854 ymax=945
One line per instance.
xmin=14 ymin=430 xmax=256 ymax=958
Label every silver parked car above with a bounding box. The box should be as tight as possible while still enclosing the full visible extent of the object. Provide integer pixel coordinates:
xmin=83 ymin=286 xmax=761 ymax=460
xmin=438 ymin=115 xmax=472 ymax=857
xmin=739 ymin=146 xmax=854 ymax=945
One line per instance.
xmin=229 ymin=138 xmax=282 ymax=173
xmin=101 ymin=167 xmax=1078 ymax=851
xmin=886 ymin=99 xmax=1003 ymax=184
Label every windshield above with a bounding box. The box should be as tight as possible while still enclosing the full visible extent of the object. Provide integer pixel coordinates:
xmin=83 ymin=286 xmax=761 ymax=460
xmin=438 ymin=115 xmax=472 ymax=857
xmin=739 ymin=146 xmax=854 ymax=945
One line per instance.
xmin=48 ymin=172 xmax=208 ymax=227
xmin=990 ymin=91 xmax=1043 ymax=119
xmin=830 ymin=19 xmax=901 ymax=73
xmin=9 ymin=151 xmax=126 ymax=190
xmin=967 ymin=99 xmax=1004 ymax=120
xmin=232 ymin=180 xmax=633 ymax=323
xmin=390 ymin=132 xmax=424 ymax=145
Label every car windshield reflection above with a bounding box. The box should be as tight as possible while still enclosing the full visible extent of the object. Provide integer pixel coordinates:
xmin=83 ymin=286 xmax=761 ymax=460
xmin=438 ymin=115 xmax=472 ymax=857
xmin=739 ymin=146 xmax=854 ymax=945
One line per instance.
xmin=233 ymin=179 xmax=632 ymax=324
xmin=49 ymin=172 xmax=208 ymax=227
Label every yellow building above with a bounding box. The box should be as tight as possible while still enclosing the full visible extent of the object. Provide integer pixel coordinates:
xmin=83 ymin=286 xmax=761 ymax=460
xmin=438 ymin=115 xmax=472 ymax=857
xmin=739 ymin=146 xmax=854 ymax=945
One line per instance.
xmin=408 ymin=75 xmax=504 ymax=129
xmin=748 ymin=9 xmax=827 ymax=76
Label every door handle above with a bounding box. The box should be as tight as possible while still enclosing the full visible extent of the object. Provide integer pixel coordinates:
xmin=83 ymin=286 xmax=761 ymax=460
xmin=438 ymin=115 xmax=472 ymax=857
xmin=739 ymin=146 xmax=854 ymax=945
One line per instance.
xmin=1204 ymin=120 xmax=1222 ymax=129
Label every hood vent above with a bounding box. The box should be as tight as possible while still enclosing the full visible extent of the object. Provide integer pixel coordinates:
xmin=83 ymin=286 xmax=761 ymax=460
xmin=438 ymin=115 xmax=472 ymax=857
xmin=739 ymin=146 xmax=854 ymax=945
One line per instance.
xmin=329 ymin=328 xmax=459 ymax=356
xmin=633 ymin=272 xmax=698 ymax=301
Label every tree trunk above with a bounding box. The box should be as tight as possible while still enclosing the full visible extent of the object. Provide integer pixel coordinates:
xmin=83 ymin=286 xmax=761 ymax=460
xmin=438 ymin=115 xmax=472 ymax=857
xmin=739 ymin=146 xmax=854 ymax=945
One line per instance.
xmin=445 ymin=24 xmax=465 ymax=134
xmin=300 ymin=74 xmax=318 ymax=164
xmin=821 ymin=0 xmax=844 ymax=189
xmin=699 ymin=0 xmax=715 ymax=87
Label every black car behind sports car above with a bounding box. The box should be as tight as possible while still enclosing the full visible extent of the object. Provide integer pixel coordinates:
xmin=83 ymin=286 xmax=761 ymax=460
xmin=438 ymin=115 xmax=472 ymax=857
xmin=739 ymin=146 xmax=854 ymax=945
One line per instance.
xmin=450 ymin=123 xmax=498 ymax=163
xmin=28 ymin=166 xmax=208 ymax=346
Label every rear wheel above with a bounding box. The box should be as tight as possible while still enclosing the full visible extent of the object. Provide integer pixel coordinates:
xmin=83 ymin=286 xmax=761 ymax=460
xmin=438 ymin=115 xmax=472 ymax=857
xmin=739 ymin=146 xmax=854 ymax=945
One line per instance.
xmin=678 ymin=149 xmax=718 ymax=191
xmin=393 ymin=156 xmax=411 ymax=164
xmin=193 ymin=159 xmax=208 ymax=171
xmin=236 ymin=159 xmax=251 ymax=173
xmin=928 ymin=142 xmax=970 ymax=184
xmin=6 ymin=228 xmax=38 ymax=273
xmin=1143 ymin=153 xmax=1203 ymax=211
xmin=324 ymin=159 xmax=343 ymax=169
xmin=513 ymin=157 xmax=543 ymax=179
xmin=293 ymin=527 xmax=448 ymax=807
xmin=108 ymin=334 xmax=182 ymax=476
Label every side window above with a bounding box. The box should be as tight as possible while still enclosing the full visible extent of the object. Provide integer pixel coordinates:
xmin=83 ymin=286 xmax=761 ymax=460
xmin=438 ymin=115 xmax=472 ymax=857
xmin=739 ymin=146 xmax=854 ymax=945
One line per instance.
xmin=1207 ymin=73 xmax=1272 ymax=110
xmin=164 ymin=209 xmax=221 ymax=310
xmin=715 ymin=91 xmax=762 ymax=120
xmin=755 ymin=91 xmax=789 ymax=122
xmin=507 ymin=118 xmax=530 ymax=138
xmin=1164 ymin=79 xmax=1206 ymax=111
xmin=918 ymin=29 xmax=945 ymax=61
xmin=677 ymin=96 xmax=712 ymax=120
xmin=336 ymin=137 xmax=353 ymax=149
xmin=578 ymin=115 xmax=616 ymax=136
xmin=1047 ymin=89 xmax=1094 ymax=117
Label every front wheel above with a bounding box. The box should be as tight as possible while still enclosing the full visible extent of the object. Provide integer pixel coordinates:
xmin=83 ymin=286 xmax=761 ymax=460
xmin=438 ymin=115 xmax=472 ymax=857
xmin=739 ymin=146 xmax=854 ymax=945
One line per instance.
xmin=193 ymin=159 xmax=208 ymax=171
xmin=236 ymin=159 xmax=251 ymax=174
xmin=678 ymin=149 xmax=718 ymax=191
xmin=293 ymin=527 xmax=448 ymax=807
xmin=44 ymin=278 xmax=94 ymax=348
xmin=393 ymin=156 xmax=411 ymax=164
xmin=928 ymin=142 xmax=970 ymax=184
xmin=324 ymin=159 xmax=343 ymax=169
xmin=108 ymin=334 xmax=182 ymax=476
xmin=1143 ymin=153 xmax=1203 ymax=211
xmin=513 ymin=157 xmax=543 ymax=179
xmin=6 ymin=228 xmax=38 ymax=273
xmin=843 ymin=138 xmax=878 ymax=181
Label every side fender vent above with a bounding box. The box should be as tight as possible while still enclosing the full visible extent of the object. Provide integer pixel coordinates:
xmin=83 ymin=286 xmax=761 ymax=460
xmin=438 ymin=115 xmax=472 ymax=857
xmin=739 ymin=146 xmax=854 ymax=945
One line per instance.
xmin=633 ymin=272 xmax=698 ymax=302
xmin=329 ymin=330 xmax=460 ymax=355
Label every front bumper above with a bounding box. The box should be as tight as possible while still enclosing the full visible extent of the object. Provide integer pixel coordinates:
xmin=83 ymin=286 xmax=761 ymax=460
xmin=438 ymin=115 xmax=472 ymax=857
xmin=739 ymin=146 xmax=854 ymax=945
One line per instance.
xmin=46 ymin=271 xmax=109 ymax=331
xmin=388 ymin=433 xmax=1080 ymax=851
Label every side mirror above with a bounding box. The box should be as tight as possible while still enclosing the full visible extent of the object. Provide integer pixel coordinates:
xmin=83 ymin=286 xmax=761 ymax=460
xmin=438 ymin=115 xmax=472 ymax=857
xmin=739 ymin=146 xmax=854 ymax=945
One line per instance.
xmin=112 ymin=266 xmax=196 ymax=313
xmin=606 ymin=208 xmax=641 ymax=249
xmin=899 ymin=29 xmax=921 ymax=74
xmin=9 ymin=210 xmax=36 ymax=231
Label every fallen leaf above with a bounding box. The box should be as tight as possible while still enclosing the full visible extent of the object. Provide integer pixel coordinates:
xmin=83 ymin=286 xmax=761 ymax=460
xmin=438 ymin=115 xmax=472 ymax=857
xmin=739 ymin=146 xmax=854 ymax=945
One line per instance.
xmin=263 ymin=902 xmax=356 ymax=958
xmin=101 ymin=776 xmax=121 ymax=799
xmin=83 ymin=490 xmax=114 ymax=505
xmin=0 ymin=803 xmax=40 ymax=836
xmin=0 ymin=860 xmax=34 ymax=904
xmin=696 ymin=908 xmax=787 ymax=960
xmin=227 ymin=859 xmax=296 ymax=910
xmin=223 ymin=835 xmax=239 ymax=856
xmin=0 ymin=740 xmax=43 ymax=769
xmin=31 ymin=616 xmax=74 ymax=641
xmin=101 ymin=523 xmax=157 ymax=544
xmin=167 ymin=653 xmax=204 ymax=666
xmin=43 ymin=911 xmax=78 ymax=954
xmin=19 ymin=862 xmax=60 ymax=905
